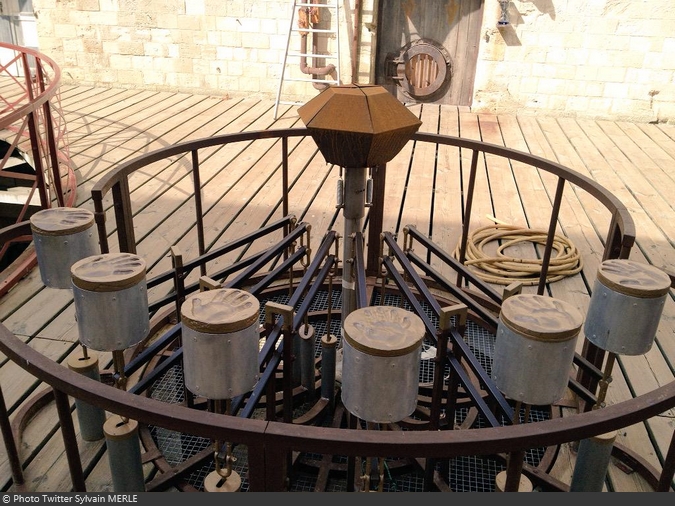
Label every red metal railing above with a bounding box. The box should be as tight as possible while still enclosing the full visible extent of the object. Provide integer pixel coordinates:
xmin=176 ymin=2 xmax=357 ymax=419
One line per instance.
xmin=0 ymin=42 xmax=75 ymax=297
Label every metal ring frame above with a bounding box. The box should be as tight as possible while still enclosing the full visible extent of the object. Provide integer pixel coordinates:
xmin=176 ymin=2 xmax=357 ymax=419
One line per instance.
xmin=1 ymin=128 xmax=674 ymax=492
xmin=0 ymin=42 xmax=76 ymax=298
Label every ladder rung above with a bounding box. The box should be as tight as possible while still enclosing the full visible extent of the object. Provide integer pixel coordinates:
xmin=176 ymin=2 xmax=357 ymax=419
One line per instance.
xmin=275 ymin=0 xmax=341 ymax=119
xmin=291 ymin=28 xmax=337 ymax=34
xmin=283 ymin=77 xmax=339 ymax=84
xmin=295 ymin=2 xmax=337 ymax=8
xmin=287 ymin=52 xmax=338 ymax=59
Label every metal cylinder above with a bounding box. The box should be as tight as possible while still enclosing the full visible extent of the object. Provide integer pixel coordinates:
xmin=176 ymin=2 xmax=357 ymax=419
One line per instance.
xmin=584 ymin=259 xmax=670 ymax=355
xmin=30 ymin=207 xmax=99 ymax=289
xmin=181 ymin=288 xmax=260 ymax=400
xmin=492 ymin=294 xmax=583 ymax=406
xmin=299 ymin=324 xmax=316 ymax=391
xmin=570 ymin=430 xmax=617 ymax=492
xmin=71 ymin=253 xmax=149 ymax=351
xmin=494 ymin=470 xmax=533 ymax=492
xmin=103 ymin=415 xmax=145 ymax=492
xmin=203 ymin=469 xmax=242 ymax=492
xmin=341 ymin=306 xmax=425 ymax=423
xmin=67 ymin=350 xmax=106 ymax=441
xmin=321 ymin=334 xmax=337 ymax=403
xmin=341 ymin=166 xmax=367 ymax=323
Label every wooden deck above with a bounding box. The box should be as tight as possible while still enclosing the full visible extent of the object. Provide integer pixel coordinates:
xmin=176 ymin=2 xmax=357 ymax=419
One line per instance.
xmin=1 ymin=84 xmax=675 ymax=492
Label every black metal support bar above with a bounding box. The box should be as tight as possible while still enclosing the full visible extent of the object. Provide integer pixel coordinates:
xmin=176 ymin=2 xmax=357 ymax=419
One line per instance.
xmin=290 ymin=256 xmax=337 ymax=333
xmin=237 ymin=237 xmax=337 ymax=420
xmin=405 ymin=225 xmax=502 ymax=304
xmin=406 ymin=251 xmax=499 ymax=328
xmin=256 ymin=231 xmax=337 ymax=365
xmin=381 ymin=256 xmax=503 ymax=427
xmin=124 ymin=324 xmax=181 ymax=379
xmin=456 ymin=149 xmax=480 ymax=288
xmin=381 ymin=234 xmax=514 ymax=421
xmin=567 ymin=378 xmax=598 ymax=406
xmin=128 ymin=348 xmax=184 ymax=396
xmin=225 ymin=222 xmax=309 ymax=288
xmin=41 ymin=97 xmax=65 ymax=207
xmin=353 ymin=232 xmax=368 ymax=309
xmin=147 ymin=250 xmax=266 ymax=314
xmin=536 ymin=177 xmax=565 ymax=295
xmin=111 ymin=178 xmax=137 ymax=253
xmin=190 ymin=150 xmax=206 ymax=277
xmin=237 ymin=257 xmax=336 ymax=420
xmin=248 ymin=247 xmax=308 ymax=294
xmin=282 ymin=137 xmax=290 ymax=240
xmin=0 ymin=384 xmax=24 ymax=485
xmin=657 ymin=430 xmax=675 ymax=492
xmin=366 ymin=164 xmax=386 ymax=276
xmin=53 ymin=388 xmax=86 ymax=492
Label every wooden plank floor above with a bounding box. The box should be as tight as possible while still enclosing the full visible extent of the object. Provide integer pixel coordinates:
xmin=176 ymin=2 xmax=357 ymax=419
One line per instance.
xmin=1 ymin=85 xmax=675 ymax=492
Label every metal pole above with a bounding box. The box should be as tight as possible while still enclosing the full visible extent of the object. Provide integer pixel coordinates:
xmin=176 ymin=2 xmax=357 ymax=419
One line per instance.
xmin=570 ymin=431 xmax=617 ymax=492
xmin=341 ymin=166 xmax=367 ymax=323
xmin=67 ymin=350 xmax=106 ymax=441
xmin=299 ymin=323 xmax=316 ymax=393
xmin=320 ymin=333 xmax=337 ymax=409
xmin=0 ymin=383 xmax=24 ymax=485
xmin=104 ymin=415 xmax=146 ymax=492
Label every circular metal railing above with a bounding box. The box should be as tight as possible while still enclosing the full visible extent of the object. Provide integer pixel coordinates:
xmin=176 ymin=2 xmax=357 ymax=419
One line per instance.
xmin=1 ymin=128 xmax=674 ymax=492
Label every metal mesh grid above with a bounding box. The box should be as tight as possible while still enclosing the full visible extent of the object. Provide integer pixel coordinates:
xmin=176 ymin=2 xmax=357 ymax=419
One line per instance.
xmin=448 ymin=455 xmax=507 ymax=492
xmin=145 ymin=284 xmax=551 ymax=492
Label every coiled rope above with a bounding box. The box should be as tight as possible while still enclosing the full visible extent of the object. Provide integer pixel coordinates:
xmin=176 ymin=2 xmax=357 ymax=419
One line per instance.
xmin=453 ymin=222 xmax=583 ymax=286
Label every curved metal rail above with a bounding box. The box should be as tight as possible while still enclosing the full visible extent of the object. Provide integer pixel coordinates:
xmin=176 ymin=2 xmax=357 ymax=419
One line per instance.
xmin=0 ymin=43 xmax=75 ymax=297
xmin=3 ymin=128 xmax=673 ymax=492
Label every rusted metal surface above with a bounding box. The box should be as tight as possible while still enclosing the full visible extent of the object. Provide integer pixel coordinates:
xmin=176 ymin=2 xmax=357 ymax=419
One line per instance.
xmin=298 ymin=84 xmax=422 ymax=168
xmin=4 ymin=127 xmax=673 ymax=492
xmin=0 ymin=44 xmax=75 ymax=297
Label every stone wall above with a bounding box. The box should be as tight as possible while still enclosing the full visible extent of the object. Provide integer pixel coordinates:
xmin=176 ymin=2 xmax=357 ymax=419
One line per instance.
xmin=33 ymin=0 xmax=376 ymax=100
xmin=475 ymin=0 xmax=675 ymax=122
xmin=31 ymin=0 xmax=675 ymax=123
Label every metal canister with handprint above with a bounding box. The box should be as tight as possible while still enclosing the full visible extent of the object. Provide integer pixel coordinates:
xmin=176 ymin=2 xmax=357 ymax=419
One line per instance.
xmin=492 ymin=294 xmax=583 ymax=406
xmin=181 ymin=288 xmax=261 ymax=400
xmin=30 ymin=207 xmax=100 ymax=289
xmin=340 ymin=306 xmax=426 ymax=424
xmin=71 ymin=252 xmax=149 ymax=351
xmin=584 ymin=259 xmax=670 ymax=355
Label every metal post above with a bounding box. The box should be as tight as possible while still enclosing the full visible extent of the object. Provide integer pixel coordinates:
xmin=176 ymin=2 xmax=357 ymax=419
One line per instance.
xmin=0 ymin=383 xmax=24 ymax=485
xmin=341 ymin=166 xmax=367 ymax=323
xmin=67 ymin=350 xmax=106 ymax=441
xmin=570 ymin=431 xmax=617 ymax=492
xmin=299 ymin=323 xmax=316 ymax=393
xmin=53 ymin=388 xmax=87 ymax=492
xmin=104 ymin=415 xmax=146 ymax=492
xmin=320 ymin=333 xmax=337 ymax=409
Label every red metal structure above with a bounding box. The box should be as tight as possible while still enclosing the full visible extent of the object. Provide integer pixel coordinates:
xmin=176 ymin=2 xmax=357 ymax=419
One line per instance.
xmin=0 ymin=42 xmax=75 ymax=297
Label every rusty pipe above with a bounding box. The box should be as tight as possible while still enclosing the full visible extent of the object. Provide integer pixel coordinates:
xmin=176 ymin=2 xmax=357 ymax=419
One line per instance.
xmin=352 ymin=0 xmax=361 ymax=83
xmin=297 ymin=2 xmax=335 ymax=90
xmin=300 ymin=33 xmax=335 ymax=90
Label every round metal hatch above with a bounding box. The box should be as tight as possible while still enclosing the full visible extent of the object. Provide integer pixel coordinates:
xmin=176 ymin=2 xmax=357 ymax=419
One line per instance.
xmin=385 ymin=38 xmax=452 ymax=101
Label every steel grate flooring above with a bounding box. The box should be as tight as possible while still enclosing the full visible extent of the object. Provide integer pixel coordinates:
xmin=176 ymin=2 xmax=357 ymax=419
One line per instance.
xmin=146 ymin=289 xmax=550 ymax=492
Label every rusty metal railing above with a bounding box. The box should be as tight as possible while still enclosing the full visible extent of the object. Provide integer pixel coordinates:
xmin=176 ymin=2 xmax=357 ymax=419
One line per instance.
xmin=0 ymin=43 xmax=75 ymax=297
xmin=3 ymin=128 xmax=672 ymax=492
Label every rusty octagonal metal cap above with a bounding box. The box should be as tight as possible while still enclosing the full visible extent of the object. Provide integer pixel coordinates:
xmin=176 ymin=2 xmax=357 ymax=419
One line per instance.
xmin=298 ymin=84 xmax=422 ymax=168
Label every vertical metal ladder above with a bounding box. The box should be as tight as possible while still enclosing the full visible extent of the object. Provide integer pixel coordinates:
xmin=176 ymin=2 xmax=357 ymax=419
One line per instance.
xmin=273 ymin=0 xmax=341 ymax=119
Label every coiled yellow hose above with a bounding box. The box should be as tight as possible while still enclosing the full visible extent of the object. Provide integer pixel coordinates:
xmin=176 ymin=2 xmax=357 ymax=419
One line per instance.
xmin=453 ymin=223 xmax=583 ymax=286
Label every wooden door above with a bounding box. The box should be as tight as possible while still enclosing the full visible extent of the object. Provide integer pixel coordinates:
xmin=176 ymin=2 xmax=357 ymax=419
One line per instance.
xmin=375 ymin=0 xmax=484 ymax=106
